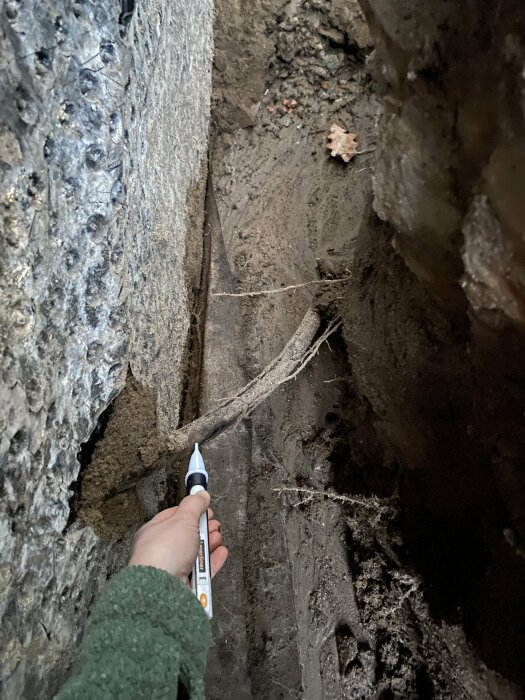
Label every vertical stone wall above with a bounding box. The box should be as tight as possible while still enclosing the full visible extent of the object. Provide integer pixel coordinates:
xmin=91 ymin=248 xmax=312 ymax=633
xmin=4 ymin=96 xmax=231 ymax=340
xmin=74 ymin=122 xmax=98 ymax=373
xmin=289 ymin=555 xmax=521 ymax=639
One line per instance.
xmin=0 ymin=1 xmax=213 ymax=697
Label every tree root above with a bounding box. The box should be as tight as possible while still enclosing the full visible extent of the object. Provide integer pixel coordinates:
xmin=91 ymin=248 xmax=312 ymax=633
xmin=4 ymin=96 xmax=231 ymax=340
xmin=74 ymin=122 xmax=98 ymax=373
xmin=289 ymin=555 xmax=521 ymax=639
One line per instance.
xmin=108 ymin=307 xmax=341 ymax=497
xmin=211 ymin=277 xmax=350 ymax=297
xmin=273 ymin=485 xmax=387 ymax=510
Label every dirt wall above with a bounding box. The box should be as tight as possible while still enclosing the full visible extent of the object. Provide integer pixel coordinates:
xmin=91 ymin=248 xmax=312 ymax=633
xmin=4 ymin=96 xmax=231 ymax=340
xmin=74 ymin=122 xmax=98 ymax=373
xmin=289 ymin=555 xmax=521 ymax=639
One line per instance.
xmin=0 ymin=2 xmax=212 ymax=697
xmin=204 ymin=0 xmax=515 ymax=696
xmin=343 ymin=0 xmax=525 ymax=691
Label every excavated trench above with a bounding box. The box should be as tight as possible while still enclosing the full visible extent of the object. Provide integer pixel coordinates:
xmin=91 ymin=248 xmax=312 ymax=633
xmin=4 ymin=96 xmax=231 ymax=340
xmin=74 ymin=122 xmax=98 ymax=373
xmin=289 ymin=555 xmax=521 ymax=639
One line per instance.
xmin=198 ymin=2 xmax=525 ymax=697
xmin=60 ymin=1 xmax=525 ymax=698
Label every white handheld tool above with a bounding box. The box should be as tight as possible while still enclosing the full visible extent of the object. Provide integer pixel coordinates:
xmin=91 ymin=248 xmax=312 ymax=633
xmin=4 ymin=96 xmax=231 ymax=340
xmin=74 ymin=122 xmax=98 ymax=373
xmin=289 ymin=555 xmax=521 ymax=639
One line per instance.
xmin=185 ymin=443 xmax=213 ymax=618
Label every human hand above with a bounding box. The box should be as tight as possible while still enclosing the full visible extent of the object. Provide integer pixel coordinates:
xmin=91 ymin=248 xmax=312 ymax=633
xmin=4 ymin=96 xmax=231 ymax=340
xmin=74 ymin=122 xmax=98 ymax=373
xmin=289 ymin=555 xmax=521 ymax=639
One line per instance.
xmin=128 ymin=491 xmax=229 ymax=585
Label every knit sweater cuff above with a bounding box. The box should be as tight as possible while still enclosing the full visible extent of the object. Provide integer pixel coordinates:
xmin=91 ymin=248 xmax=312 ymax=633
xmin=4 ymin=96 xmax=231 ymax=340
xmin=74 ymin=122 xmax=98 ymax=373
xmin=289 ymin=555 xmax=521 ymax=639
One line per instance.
xmin=91 ymin=565 xmax=212 ymax=698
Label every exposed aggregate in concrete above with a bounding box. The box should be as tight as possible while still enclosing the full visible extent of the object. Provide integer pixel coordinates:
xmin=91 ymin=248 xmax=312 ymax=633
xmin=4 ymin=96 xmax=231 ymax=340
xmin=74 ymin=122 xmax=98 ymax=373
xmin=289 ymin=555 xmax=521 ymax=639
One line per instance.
xmin=0 ymin=1 xmax=213 ymax=697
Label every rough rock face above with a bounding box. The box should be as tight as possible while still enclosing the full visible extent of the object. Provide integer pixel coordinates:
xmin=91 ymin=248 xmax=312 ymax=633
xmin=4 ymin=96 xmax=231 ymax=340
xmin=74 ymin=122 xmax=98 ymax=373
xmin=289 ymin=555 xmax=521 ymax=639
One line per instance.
xmin=0 ymin=1 xmax=212 ymax=697
xmin=343 ymin=0 xmax=525 ymax=692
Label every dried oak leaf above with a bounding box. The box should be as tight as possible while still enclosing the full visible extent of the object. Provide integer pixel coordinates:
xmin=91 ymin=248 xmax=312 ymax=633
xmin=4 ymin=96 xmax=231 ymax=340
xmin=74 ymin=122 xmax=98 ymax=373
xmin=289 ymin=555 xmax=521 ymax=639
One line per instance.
xmin=326 ymin=124 xmax=358 ymax=163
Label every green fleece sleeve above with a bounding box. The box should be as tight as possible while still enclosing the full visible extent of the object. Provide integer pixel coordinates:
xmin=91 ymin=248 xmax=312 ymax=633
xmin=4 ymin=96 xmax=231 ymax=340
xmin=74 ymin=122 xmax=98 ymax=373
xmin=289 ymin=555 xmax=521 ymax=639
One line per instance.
xmin=56 ymin=566 xmax=211 ymax=700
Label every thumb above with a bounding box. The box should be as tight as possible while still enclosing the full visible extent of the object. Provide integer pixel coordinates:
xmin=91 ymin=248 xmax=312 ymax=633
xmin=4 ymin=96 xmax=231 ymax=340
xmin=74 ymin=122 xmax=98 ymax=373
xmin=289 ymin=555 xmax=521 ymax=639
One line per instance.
xmin=176 ymin=490 xmax=210 ymax=522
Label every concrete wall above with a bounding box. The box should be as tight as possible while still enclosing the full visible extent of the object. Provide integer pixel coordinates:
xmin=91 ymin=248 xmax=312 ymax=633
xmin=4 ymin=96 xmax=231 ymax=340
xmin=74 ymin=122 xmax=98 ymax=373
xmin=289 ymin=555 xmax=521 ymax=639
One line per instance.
xmin=0 ymin=1 xmax=213 ymax=697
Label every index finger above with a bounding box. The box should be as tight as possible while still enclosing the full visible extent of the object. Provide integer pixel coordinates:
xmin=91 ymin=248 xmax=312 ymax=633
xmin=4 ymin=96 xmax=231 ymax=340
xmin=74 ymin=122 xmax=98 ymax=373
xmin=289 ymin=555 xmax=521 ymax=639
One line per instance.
xmin=176 ymin=491 xmax=210 ymax=522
